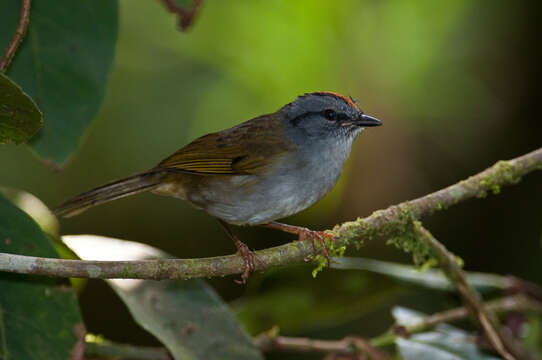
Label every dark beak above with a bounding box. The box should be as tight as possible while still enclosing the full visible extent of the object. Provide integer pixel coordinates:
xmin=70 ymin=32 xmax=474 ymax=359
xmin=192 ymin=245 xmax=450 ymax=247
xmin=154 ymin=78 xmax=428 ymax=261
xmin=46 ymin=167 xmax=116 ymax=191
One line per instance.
xmin=357 ymin=113 xmax=382 ymax=127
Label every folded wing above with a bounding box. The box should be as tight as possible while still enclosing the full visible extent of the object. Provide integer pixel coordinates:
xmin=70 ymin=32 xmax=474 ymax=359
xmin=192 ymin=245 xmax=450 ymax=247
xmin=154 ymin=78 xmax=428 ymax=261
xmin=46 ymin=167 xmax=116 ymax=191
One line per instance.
xmin=157 ymin=115 xmax=295 ymax=175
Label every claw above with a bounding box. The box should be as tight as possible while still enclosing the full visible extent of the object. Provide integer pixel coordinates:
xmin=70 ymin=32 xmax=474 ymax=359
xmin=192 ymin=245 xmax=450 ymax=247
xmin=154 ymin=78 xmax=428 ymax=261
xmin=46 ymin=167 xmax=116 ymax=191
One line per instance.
xmin=233 ymin=239 xmax=256 ymax=283
xmin=233 ymin=239 xmax=267 ymax=284
xmin=297 ymin=228 xmax=334 ymax=266
xmin=259 ymin=222 xmax=335 ymax=268
xmin=217 ymin=219 xmax=265 ymax=284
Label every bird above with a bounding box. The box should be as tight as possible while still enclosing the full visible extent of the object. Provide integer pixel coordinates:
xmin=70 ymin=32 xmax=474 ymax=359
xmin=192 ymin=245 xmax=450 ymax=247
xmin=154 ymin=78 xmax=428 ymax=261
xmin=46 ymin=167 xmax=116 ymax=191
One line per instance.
xmin=55 ymin=92 xmax=382 ymax=282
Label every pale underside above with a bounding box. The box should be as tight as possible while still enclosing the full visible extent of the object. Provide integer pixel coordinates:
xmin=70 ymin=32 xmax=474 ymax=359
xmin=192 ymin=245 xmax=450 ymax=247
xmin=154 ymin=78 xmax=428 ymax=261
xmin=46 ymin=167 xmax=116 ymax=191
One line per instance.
xmin=152 ymin=116 xmax=360 ymax=225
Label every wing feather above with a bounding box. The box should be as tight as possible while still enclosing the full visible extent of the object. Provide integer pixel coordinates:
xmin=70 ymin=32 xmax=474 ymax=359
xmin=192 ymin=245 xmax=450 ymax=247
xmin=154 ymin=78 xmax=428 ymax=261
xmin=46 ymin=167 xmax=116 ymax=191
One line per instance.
xmin=157 ymin=115 xmax=295 ymax=175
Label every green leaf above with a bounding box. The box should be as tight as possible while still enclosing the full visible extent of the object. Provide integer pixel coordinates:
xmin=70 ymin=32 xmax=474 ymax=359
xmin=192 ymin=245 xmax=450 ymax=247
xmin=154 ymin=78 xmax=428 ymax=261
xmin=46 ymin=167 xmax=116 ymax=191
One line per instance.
xmin=393 ymin=307 xmax=500 ymax=360
xmin=332 ymin=257 xmax=511 ymax=293
xmin=64 ymin=235 xmax=263 ymax=360
xmin=0 ymin=0 xmax=118 ymax=166
xmin=0 ymin=73 xmax=42 ymax=144
xmin=0 ymin=195 xmax=84 ymax=360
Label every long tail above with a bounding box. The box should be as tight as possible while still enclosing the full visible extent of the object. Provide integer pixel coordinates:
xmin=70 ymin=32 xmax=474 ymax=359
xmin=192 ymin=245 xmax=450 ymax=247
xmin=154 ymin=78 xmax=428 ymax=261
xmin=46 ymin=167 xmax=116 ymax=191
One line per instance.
xmin=54 ymin=170 xmax=167 ymax=218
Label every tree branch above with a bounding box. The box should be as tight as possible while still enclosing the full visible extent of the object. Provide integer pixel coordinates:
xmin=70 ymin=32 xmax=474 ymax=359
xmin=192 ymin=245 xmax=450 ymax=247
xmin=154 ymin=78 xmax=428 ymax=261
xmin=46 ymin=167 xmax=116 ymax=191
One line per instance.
xmin=0 ymin=0 xmax=31 ymax=72
xmin=82 ymin=294 xmax=542 ymax=359
xmin=370 ymin=293 xmax=542 ymax=347
xmin=0 ymin=147 xmax=541 ymax=280
xmin=412 ymin=222 xmax=519 ymax=360
xmin=255 ymin=295 xmax=541 ymax=358
xmin=259 ymin=295 xmax=541 ymax=358
xmin=255 ymin=331 xmax=389 ymax=359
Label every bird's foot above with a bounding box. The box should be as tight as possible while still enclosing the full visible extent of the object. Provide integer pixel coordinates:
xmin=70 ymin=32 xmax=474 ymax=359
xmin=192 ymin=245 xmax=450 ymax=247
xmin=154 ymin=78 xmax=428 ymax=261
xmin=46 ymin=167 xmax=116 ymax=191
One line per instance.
xmin=260 ymin=222 xmax=335 ymax=266
xmin=233 ymin=238 xmax=259 ymax=284
xmin=296 ymin=228 xmax=334 ymax=266
xmin=218 ymin=219 xmax=264 ymax=284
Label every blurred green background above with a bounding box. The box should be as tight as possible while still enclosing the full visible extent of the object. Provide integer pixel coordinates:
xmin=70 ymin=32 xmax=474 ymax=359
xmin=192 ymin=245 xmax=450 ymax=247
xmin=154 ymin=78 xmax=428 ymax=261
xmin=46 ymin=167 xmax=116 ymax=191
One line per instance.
xmin=1 ymin=0 xmax=541 ymax=356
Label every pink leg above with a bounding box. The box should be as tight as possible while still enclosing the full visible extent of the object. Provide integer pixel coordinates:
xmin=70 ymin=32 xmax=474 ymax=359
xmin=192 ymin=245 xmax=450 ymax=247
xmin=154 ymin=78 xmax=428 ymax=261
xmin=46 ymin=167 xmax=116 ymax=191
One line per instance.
xmin=261 ymin=222 xmax=334 ymax=265
xmin=218 ymin=219 xmax=258 ymax=283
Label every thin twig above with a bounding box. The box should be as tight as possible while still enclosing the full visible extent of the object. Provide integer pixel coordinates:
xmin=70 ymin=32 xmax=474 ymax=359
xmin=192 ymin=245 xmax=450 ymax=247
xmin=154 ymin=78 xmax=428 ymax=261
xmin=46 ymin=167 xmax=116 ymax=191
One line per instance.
xmin=370 ymin=293 xmax=542 ymax=347
xmin=413 ymin=222 xmax=521 ymax=360
xmin=255 ymin=294 xmax=542 ymax=357
xmin=1 ymin=148 xmax=540 ymax=280
xmin=160 ymin=0 xmax=203 ymax=31
xmin=255 ymin=333 xmax=389 ymax=359
xmin=416 ymin=293 xmax=542 ymax=331
xmin=85 ymin=337 xmax=171 ymax=360
xmin=0 ymin=0 xmax=31 ymax=72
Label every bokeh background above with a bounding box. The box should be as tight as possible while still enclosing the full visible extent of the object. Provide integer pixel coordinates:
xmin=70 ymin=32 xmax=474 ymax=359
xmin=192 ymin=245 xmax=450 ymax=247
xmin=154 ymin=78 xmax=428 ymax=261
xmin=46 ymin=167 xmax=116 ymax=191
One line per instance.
xmin=1 ymin=0 xmax=541 ymax=357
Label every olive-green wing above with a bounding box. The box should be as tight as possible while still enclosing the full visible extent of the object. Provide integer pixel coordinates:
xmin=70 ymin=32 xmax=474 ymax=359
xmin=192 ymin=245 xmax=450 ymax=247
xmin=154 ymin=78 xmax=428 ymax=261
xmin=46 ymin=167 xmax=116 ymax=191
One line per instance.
xmin=157 ymin=116 xmax=295 ymax=175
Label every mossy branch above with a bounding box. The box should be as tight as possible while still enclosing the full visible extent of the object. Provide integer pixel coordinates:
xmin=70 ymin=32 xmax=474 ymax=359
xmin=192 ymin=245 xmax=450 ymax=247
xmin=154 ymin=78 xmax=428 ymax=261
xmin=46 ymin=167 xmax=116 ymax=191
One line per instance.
xmin=0 ymin=147 xmax=541 ymax=280
xmin=412 ymin=222 xmax=520 ymax=360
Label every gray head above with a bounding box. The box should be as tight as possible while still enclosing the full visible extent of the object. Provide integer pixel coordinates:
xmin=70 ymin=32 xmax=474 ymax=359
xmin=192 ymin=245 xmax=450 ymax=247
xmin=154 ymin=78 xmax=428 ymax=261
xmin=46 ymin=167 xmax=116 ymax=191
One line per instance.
xmin=279 ymin=92 xmax=381 ymax=142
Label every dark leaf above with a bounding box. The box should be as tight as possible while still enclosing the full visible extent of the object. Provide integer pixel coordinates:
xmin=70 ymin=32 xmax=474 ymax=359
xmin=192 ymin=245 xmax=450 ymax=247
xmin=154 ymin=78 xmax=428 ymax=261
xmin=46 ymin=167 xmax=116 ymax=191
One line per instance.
xmin=0 ymin=0 xmax=118 ymax=166
xmin=0 ymin=194 xmax=84 ymax=359
xmin=64 ymin=235 xmax=263 ymax=360
xmin=0 ymin=73 xmax=42 ymax=144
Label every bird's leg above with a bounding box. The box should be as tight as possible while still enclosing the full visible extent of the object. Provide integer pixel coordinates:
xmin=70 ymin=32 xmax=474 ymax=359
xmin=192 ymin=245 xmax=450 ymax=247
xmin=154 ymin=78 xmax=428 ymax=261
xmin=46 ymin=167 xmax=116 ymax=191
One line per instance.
xmin=261 ymin=222 xmax=334 ymax=266
xmin=217 ymin=219 xmax=257 ymax=283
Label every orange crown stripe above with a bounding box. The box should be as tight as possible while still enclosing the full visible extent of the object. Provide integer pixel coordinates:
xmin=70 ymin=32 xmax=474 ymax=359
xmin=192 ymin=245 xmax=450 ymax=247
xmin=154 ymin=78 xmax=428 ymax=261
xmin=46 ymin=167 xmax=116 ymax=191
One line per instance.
xmin=314 ymin=91 xmax=359 ymax=111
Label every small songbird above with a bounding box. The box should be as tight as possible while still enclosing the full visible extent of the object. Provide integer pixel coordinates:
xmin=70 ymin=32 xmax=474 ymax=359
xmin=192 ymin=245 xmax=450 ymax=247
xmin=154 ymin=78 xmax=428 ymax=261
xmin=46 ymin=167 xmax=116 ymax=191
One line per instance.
xmin=55 ymin=92 xmax=381 ymax=282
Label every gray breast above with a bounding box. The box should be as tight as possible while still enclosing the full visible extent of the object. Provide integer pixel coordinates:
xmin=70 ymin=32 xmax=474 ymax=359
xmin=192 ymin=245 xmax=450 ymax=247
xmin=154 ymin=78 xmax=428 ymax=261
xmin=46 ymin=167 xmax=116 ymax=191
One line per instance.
xmin=191 ymin=135 xmax=356 ymax=225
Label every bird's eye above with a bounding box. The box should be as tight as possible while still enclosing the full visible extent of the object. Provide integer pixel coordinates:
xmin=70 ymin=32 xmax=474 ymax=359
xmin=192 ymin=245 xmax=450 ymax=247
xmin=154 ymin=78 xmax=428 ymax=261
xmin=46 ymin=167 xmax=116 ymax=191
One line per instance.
xmin=324 ymin=109 xmax=336 ymax=120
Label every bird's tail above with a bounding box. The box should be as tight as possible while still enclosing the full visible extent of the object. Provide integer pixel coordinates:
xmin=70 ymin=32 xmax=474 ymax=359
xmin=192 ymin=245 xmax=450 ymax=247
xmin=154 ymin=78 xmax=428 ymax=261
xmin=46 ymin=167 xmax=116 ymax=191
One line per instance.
xmin=54 ymin=170 xmax=167 ymax=218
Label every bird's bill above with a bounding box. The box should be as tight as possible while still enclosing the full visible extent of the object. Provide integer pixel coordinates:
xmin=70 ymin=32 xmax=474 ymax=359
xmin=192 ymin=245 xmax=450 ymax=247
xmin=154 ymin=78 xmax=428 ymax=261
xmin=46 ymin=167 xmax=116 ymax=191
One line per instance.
xmin=357 ymin=114 xmax=382 ymax=127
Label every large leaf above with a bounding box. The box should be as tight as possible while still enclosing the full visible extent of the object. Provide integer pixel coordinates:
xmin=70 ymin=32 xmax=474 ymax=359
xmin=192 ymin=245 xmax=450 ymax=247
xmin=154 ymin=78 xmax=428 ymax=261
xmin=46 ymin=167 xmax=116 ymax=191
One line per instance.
xmin=0 ymin=73 xmax=42 ymax=144
xmin=0 ymin=0 xmax=118 ymax=166
xmin=64 ymin=235 xmax=263 ymax=360
xmin=0 ymin=195 xmax=84 ymax=360
xmin=393 ymin=307 xmax=500 ymax=360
